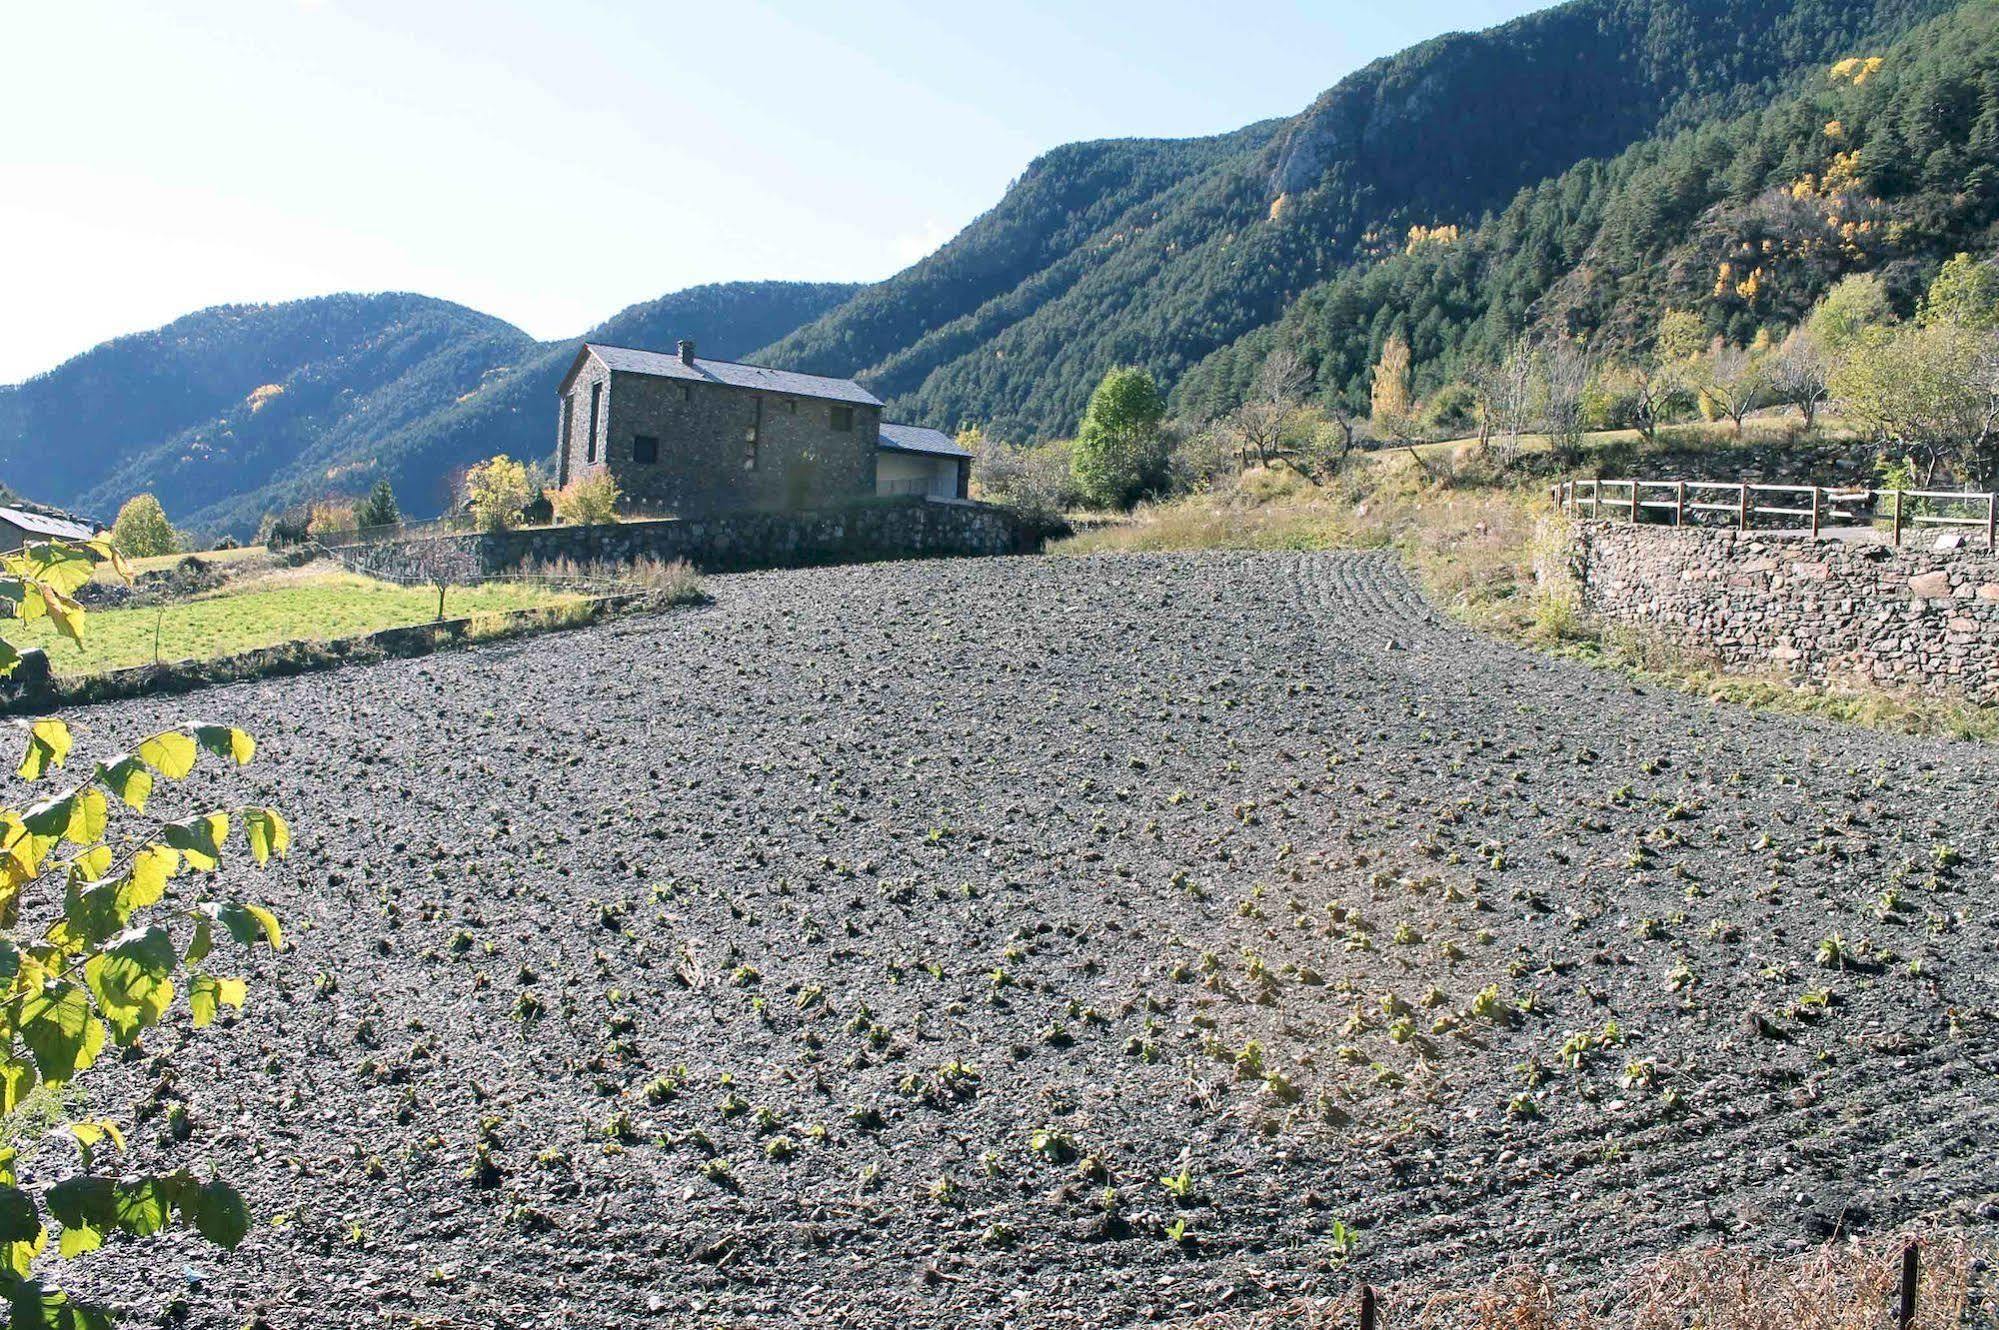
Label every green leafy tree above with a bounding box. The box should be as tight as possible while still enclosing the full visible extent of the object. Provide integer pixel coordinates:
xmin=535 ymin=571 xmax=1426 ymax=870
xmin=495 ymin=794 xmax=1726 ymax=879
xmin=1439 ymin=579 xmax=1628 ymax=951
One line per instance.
xmin=0 ymin=537 xmax=288 ymax=1326
xmin=1804 ymin=274 xmax=1893 ymax=359
xmin=109 ymin=496 xmax=176 ymax=560
xmin=355 ymin=479 xmax=401 ymax=531
xmin=1833 ymin=322 xmax=1999 ymax=482
xmin=463 ymin=456 xmax=536 ymax=532
xmin=1071 ymin=368 xmax=1166 ymax=510
xmin=1918 ymin=253 xmax=1999 ymax=331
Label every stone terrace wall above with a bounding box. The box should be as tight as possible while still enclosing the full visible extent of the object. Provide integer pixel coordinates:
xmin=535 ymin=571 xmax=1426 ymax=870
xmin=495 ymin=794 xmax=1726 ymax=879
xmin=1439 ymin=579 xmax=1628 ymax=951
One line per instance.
xmin=338 ymin=497 xmax=1032 ymax=582
xmin=1570 ymin=521 xmax=1999 ymax=700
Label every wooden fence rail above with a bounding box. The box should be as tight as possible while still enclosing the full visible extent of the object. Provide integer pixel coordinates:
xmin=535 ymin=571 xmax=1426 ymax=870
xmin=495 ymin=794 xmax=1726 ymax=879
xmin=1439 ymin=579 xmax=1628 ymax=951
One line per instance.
xmin=1553 ymin=477 xmax=1999 ymax=548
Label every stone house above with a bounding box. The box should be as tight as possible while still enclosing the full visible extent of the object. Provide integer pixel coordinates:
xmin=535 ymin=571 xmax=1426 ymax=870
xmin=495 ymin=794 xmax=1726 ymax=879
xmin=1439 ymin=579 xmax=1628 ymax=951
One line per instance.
xmin=0 ymin=502 xmax=98 ymax=552
xmin=554 ymin=341 xmax=970 ymax=513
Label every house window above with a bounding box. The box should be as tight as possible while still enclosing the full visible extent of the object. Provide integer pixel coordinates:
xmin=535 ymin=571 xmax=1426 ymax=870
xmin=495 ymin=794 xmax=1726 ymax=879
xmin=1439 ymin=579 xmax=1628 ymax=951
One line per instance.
xmin=632 ymin=434 xmax=659 ymax=464
xmin=680 ymin=385 xmax=692 ymax=403
xmin=785 ymin=399 xmax=797 ymax=414
xmin=830 ymin=405 xmax=854 ymax=432
xmin=746 ymin=399 xmax=762 ymax=470
xmin=587 ymin=382 xmax=602 ymax=464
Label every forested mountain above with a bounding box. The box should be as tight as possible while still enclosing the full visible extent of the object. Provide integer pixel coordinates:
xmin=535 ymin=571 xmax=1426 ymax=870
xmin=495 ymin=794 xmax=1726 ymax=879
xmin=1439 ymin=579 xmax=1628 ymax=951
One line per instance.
xmin=758 ymin=0 xmax=1959 ymax=440
xmin=1173 ymin=0 xmax=1999 ymax=418
xmin=1 ymin=282 xmax=856 ymax=534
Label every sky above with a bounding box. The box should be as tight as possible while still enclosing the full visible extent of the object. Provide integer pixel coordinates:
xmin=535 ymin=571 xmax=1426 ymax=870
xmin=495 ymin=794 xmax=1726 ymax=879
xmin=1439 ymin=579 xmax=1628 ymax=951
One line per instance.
xmin=0 ymin=0 xmax=1547 ymax=384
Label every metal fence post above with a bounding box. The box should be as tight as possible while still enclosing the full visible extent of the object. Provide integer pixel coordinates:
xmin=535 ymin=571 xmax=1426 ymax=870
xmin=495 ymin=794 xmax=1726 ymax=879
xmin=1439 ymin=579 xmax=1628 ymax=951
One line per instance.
xmin=1897 ymin=1240 xmax=1919 ymax=1330
xmin=1627 ymin=481 xmax=1638 ymax=523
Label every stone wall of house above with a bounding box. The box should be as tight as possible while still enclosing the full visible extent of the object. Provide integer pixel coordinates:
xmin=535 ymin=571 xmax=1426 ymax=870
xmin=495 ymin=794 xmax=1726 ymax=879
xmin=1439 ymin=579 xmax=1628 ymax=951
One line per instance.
xmin=556 ymin=370 xmax=878 ymax=513
xmin=1568 ymin=520 xmax=1999 ymax=700
xmin=338 ymin=498 xmax=1033 ymax=582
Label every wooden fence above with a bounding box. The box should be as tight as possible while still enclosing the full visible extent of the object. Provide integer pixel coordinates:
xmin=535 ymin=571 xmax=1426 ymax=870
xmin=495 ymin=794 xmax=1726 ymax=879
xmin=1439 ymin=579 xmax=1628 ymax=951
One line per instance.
xmin=1554 ymin=477 xmax=1999 ymax=547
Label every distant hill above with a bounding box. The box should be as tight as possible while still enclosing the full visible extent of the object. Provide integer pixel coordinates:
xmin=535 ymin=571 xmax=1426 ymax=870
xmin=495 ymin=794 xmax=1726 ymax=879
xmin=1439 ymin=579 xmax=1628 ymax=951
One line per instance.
xmin=756 ymin=0 xmax=1959 ymax=440
xmin=6 ymin=0 xmax=1985 ymax=532
xmin=0 ymin=282 xmax=857 ymax=535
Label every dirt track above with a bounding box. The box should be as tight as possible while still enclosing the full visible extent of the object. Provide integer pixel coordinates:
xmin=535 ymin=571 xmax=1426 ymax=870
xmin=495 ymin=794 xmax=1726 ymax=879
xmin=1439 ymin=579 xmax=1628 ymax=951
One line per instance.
xmin=47 ymin=551 xmax=1999 ymax=1327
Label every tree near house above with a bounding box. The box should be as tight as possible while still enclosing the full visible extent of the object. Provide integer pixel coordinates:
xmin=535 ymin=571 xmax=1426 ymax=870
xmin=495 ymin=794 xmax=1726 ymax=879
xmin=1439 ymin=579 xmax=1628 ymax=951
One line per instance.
xmin=0 ymin=536 xmax=288 ymax=1326
xmin=463 ymin=455 xmax=538 ymax=532
xmin=355 ymin=479 xmax=402 ymax=531
xmin=407 ymin=535 xmax=481 ymax=621
xmin=1071 ymin=368 xmax=1166 ymax=510
xmin=110 ymin=494 xmax=177 ymax=559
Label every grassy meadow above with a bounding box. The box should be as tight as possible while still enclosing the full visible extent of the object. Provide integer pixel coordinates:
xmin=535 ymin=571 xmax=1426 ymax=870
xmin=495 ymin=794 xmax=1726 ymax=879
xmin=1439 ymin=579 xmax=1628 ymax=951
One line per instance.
xmin=22 ymin=566 xmax=581 ymax=675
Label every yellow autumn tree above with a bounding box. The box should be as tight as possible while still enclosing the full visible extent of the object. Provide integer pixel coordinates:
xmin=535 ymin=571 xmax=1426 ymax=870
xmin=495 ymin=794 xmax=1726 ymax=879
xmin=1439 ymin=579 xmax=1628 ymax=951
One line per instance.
xmin=1370 ymin=333 xmax=1414 ymax=432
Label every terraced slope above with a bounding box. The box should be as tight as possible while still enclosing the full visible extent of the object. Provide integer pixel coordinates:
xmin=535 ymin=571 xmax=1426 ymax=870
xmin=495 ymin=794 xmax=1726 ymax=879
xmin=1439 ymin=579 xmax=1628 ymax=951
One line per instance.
xmin=53 ymin=553 xmax=1999 ymax=1326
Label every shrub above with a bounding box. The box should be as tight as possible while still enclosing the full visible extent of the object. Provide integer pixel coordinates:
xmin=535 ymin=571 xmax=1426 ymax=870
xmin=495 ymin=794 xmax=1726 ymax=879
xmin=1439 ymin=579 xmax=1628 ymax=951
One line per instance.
xmin=552 ymin=471 xmax=621 ymax=526
xmin=111 ymin=493 xmax=178 ymax=558
xmin=465 ymin=455 xmax=538 ymax=532
xmin=307 ymin=501 xmax=358 ymax=541
xmin=975 ymin=439 xmax=1079 ymax=531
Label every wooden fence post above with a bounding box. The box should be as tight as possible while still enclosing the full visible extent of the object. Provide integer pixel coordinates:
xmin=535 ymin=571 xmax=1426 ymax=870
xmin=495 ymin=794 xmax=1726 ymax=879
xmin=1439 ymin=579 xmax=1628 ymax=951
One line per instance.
xmin=1627 ymin=481 xmax=1638 ymax=524
xmin=1738 ymin=483 xmax=1749 ymax=531
xmin=1897 ymin=1240 xmax=1919 ymax=1330
xmin=1359 ymin=1283 xmax=1377 ymax=1330
xmin=1893 ymin=490 xmax=1904 ymax=547
xmin=1675 ymin=481 xmax=1686 ymax=526
xmin=1810 ymin=486 xmax=1821 ymax=538
xmin=1987 ymin=493 xmax=1995 ymax=550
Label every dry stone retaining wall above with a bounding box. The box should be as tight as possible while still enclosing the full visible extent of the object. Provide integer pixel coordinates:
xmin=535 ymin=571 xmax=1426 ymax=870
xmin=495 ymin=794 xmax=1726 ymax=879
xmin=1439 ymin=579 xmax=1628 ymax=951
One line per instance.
xmin=1569 ymin=520 xmax=1999 ymax=700
xmin=338 ymin=497 xmax=1032 ymax=582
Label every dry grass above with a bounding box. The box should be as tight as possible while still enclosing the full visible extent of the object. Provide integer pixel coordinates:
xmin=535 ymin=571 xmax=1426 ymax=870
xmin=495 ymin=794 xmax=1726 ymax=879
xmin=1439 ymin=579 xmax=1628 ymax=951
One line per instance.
xmin=1180 ymin=1234 xmax=1993 ymax=1329
xmin=518 ymin=554 xmax=704 ymax=602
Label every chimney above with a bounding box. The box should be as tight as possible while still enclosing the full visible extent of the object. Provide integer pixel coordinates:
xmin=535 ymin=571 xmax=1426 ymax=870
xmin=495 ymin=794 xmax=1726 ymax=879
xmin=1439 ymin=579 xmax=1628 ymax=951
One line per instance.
xmin=677 ymin=338 xmax=696 ymax=366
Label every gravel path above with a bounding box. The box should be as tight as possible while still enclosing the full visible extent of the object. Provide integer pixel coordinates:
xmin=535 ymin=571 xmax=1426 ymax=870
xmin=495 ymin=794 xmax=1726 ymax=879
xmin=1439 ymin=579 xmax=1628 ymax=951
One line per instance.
xmin=43 ymin=551 xmax=1999 ymax=1328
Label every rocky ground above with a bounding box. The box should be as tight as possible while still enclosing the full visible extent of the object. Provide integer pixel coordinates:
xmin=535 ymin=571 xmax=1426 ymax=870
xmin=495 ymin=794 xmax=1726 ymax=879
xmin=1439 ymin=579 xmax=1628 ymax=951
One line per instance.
xmin=37 ymin=551 xmax=1999 ymax=1328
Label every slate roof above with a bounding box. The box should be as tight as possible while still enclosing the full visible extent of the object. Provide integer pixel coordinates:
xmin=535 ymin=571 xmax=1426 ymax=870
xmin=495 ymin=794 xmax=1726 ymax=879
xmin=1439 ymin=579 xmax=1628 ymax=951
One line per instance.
xmin=580 ymin=343 xmax=882 ymax=408
xmin=0 ymin=505 xmax=97 ymax=542
xmin=877 ymin=423 xmax=973 ymax=459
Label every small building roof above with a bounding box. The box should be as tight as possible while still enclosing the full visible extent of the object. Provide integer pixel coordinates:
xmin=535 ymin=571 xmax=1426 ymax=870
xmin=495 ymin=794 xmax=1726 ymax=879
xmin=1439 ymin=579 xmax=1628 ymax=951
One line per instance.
xmin=571 ymin=343 xmax=882 ymax=407
xmin=877 ymin=422 xmax=972 ymax=459
xmin=0 ymin=504 xmax=98 ymax=542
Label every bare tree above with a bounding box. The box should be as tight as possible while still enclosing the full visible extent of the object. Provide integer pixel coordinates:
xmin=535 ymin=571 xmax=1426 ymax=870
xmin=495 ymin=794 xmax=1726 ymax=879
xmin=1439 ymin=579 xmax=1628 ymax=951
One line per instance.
xmin=1537 ymin=340 xmax=1593 ymax=465
xmin=1469 ymin=344 xmax=1537 ymax=461
xmin=406 ymin=536 xmax=481 ymax=621
xmin=1219 ymin=344 xmax=1314 ymax=469
xmin=1697 ymin=339 xmax=1769 ymax=436
xmin=1763 ymin=327 xmax=1832 ymax=430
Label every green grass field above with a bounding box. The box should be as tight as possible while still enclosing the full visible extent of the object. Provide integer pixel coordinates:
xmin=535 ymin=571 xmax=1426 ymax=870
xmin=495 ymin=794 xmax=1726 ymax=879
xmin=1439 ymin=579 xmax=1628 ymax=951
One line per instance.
xmin=24 ymin=569 xmax=581 ymax=675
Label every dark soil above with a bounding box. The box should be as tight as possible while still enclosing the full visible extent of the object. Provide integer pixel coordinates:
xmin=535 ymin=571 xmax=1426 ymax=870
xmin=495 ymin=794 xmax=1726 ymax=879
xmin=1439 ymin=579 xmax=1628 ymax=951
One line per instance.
xmin=38 ymin=552 xmax=1999 ymax=1327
